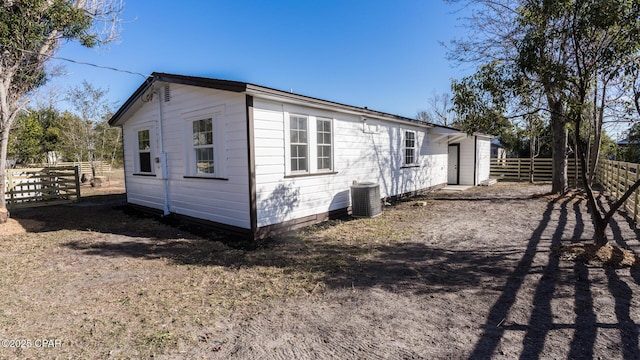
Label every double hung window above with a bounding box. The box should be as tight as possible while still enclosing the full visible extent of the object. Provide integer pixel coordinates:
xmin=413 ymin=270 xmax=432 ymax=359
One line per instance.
xmin=286 ymin=114 xmax=334 ymax=175
xmin=404 ymin=130 xmax=417 ymax=166
xmin=290 ymin=115 xmax=308 ymax=173
xmin=192 ymin=118 xmax=215 ymax=174
xmin=136 ymin=129 xmax=153 ymax=174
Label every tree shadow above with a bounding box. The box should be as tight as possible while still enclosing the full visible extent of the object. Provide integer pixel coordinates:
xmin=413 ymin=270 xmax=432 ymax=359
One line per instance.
xmin=12 ymin=184 xmax=640 ymax=359
xmin=468 ymin=190 xmax=640 ymax=359
xmin=468 ymin=194 xmax=566 ymax=359
xmin=601 ymin=205 xmax=640 ymax=359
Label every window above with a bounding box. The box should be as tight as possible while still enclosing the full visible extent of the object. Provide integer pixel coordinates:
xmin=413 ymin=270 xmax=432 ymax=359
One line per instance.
xmin=184 ymin=107 xmax=226 ymax=178
xmin=137 ymin=129 xmax=152 ymax=173
xmin=404 ymin=130 xmax=416 ymax=165
xmin=285 ymin=113 xmax=334 ymax=176
xmin=317 ymin=118 xmax=332 ymax=171
xmin=192 ymin=118 xmax=214 ymax=174
xmin=290 ymin=115 xmax=308 ymax=172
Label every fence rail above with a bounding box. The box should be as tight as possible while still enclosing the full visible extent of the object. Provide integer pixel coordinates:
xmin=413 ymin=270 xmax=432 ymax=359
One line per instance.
xmin=23 ymin=161 xmax=111 ymax=175
xmin=490 ymin=157 xmax=581 ymax=185
xmin=596 ymin=159 xmax=640 ymax=224
xmin=6 ymin=166 xmax=80 ymax=209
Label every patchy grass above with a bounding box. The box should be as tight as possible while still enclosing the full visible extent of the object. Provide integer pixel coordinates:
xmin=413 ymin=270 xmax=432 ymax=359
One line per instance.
xmin=0 ymin=191 xmax=440 ymax=358
xmin=2 ymin=182 xmax=640 ymax=358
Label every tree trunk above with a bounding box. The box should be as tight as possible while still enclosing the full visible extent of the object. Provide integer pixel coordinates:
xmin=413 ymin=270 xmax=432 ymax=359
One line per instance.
xmin=550 ymin=99 xmax=568 ymax=193
xmin=593 ymin=217 xmax=608 ymax=247
xmin=529 ymin=134 xmax=535 ymax=183
xmin=0 ymin=124 xmax=11 ymax=221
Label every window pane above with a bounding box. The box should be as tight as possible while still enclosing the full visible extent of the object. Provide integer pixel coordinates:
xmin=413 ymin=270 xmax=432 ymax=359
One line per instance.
xmin=193 ymin=118 xmax=213 ymax=146
xmin=195 ymin=147 xmax=214 ymax=174
xmin=405 ymin=148 xmax=415 ymax=165
xmin=291 ymin=144 xmax=307 ymax=171
xmin=318 ymin=145 xmax=331 ymax=170
xmin=139 ymin=152 xmax=152 ymax=173
xmin=299 ymin=127 xmax=307 ymax=143
xmin=405 ymin=131 xmax=415 ymax=148
xmin=138 ymin=130 xmax=150 ymax=150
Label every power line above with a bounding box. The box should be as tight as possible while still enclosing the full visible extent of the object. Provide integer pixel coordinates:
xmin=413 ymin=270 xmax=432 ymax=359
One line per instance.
xmin=9 ymin=46 xmax=149 ymax=79
xmin=49 ymin=54 xmax=149 ymax=79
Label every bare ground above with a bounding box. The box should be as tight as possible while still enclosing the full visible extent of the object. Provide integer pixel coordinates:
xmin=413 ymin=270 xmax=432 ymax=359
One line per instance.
xmin=1 ymin=182 xmax=640 ymax=359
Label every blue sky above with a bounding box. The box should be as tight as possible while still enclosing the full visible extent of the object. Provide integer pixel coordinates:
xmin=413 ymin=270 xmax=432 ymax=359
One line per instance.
xmin=46 ymin=0 xmax=473 ymax=118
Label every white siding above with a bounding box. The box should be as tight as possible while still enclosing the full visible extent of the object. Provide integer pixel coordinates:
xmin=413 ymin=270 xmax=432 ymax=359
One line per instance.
xmin=476 ymin=137 xmax=491 ymax=183
xmin=458 ymin=136 xmax=476 ymax=186
xmin=456 ymin=136 xmax=491 ymax=186
xmin=253 ymin=98 xmax=448 ymax=228
xmin=121 ymin=84 xmax=251 ymax=229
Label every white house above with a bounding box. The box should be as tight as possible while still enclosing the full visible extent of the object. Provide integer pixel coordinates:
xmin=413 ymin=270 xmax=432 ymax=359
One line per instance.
xmin=109 ymin=73 xmax=492 ymax=239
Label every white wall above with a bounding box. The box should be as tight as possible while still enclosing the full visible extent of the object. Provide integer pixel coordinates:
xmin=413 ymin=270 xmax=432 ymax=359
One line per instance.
xmin=122 ymin=84 xmax=251 ymax=229
xmin=458 ymin=136 xmax=476 ymax=186
xmin=476 ymin=137 xmax=491 ymax=183
xmin=252 ymin=98 xmax=448 ymax=228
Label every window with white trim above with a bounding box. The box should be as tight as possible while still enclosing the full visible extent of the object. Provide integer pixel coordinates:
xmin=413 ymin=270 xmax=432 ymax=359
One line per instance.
xmin=404 ymin=130 xmax=417 ymax=165
xmin=136 ymin=129 xmax=153 ymax=173
xmin=285 ymin=114 xmax=334 ymax=175
xmin=290 ymin=115 xmax=308 ymax=173
xmin=316 ymin=117 xmax=332 ymax=171
xmin=192 ymin=118 xmax=215 ymax=174
xmin=184 ymin=108 xmax=226 ymax=178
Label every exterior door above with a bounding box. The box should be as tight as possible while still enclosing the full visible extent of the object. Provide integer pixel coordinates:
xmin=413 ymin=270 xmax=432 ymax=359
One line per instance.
xmin=448 ymin=144 xmax=459 ymax=185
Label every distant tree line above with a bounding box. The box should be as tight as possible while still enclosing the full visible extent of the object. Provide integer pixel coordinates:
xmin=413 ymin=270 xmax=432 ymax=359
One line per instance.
xmin=9 ymin=81 xmax=122 ymax=168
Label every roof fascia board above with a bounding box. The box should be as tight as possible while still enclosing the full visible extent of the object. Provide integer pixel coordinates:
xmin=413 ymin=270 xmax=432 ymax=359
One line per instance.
xmin=152 ymin=72 xmax=247 ymax=93
xmin=246 ymin=85 xmax=434 ymax=128
xmin=108 ymin=76 xmax=155 ymax=126
xmin=111 ymin=72 xmax=465 ymax=132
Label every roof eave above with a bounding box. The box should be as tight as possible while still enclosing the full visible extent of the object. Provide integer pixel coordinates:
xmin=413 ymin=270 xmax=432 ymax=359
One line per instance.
xmin=108 ymin=76 xmax=155 ymax=126
xmin=245 ymin=85 xmax=435 ymax=128
xmin=108 ymin=72 xmax=249 ymax=127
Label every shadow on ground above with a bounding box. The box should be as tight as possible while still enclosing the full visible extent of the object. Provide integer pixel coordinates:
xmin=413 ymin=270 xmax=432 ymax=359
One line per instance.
xmin=9 ymin=186 xmax=640 ymax=359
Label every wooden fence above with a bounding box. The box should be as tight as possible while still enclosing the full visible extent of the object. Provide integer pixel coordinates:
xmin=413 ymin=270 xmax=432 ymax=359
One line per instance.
xmin=596 ymin=159 xmax=640 ymax=224
xmin=490 ymin=157 xmax=581 ymax=185
xmin=25 ymin=161 xmax=111 ymax=175
xmin=6 ymin=166 xmax=80 ymax=209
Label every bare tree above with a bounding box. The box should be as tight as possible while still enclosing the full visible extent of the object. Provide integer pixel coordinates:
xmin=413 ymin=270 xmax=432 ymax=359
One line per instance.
xmin=417 ymin=91 xmax=455 ymax=126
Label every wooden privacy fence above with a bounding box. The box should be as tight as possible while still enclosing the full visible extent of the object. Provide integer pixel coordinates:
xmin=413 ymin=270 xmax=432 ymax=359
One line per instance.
xmin=596 ymin=159 xmax=640 ymax=224
xmin=6 ymin=166 xmax=80 ymax=209
xmin=490 ymin=157 xmax=581 ymax=185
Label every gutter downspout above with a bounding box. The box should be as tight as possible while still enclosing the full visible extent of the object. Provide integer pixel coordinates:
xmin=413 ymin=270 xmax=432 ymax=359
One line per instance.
xmin=154 ymin=87 xmax=170 ymax=215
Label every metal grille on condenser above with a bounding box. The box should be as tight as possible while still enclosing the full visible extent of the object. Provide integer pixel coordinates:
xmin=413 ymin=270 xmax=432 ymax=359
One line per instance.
xmin=350 ymin=182 xmax=382 ymax=218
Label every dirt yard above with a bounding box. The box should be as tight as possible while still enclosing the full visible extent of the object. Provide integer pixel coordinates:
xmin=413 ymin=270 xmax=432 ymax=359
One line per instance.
xmin=1 ymin=182 xmax=640 ymax=359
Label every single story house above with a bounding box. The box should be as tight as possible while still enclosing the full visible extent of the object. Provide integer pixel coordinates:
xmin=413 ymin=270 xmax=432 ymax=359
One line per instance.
xmin=109 ymin=73 xmax=492 ymax=239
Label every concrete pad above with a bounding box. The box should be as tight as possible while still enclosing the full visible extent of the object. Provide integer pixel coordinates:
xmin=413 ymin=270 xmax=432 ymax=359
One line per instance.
xmin=442 ymin=185 xmax=473 ymax=191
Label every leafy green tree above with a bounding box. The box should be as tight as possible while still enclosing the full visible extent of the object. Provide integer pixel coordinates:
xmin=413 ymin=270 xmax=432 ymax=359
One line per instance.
xmin=0 ymin=0 xmax=122 ymax=218
xmin=10 ymin=111 xmax=44 ymax=164
xmin=447 ymin=0 xmax=571 ymax=193
xmin=450 ymin=0 xmax=640 ymax=246
xmin=451 ymin=62 xmax=512 ymax=136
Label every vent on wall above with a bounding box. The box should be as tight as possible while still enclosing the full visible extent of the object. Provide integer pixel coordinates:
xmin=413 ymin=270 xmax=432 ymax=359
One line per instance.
xmin=350 ymin=182 xmax=382 ymax=218
xmin=163 ymin=84 xmax=171 ymax=102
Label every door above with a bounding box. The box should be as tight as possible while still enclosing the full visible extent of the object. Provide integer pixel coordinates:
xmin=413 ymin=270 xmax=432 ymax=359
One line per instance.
xmin=448 ymin=144 xmax=459 ymax=185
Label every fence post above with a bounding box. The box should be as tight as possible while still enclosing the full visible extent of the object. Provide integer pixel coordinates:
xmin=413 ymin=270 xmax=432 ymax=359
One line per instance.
xmin=7 ymin=169 xmax=13 ymax=207
xmin=624 ymin=162 xmax=629 ymax=212
xmin=517 ymin=158 xmax=521 ymax=180
xmin=633 ymin=164 xmax=640 ymax=222
xmin=74 ymin=165 xmax=81 ymax=201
